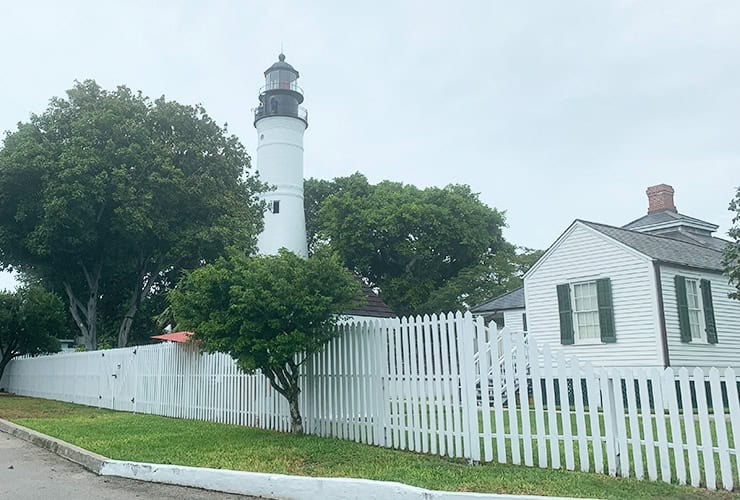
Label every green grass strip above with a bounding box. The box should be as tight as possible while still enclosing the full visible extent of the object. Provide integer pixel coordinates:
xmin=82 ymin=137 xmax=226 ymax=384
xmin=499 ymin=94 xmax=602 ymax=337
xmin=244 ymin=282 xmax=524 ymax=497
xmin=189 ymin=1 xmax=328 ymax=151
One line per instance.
xmin=1 ymin=395 xmax=737 ymax=499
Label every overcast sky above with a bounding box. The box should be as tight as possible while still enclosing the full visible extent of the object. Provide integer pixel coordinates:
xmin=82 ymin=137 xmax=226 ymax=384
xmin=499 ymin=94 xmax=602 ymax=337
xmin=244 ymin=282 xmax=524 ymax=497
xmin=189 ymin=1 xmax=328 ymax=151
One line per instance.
xmin=1 ymin=0 xmax=739 ymax=291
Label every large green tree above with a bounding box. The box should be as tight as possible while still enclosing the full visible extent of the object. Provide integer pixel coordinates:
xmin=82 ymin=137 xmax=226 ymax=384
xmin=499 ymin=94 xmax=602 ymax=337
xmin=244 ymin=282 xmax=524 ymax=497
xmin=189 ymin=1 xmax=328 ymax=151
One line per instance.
xmin=304 ymin=173 xmax=527 ymax=316
xmin=723 ymin=187 xmax=740 ymax=301
xmin=169 ymin=249 xmax=360 ymax=434
xmin=0 ymin=285 xmax=66 ymax=382
xmin=0 ymin=81 xmax=264 ymax=349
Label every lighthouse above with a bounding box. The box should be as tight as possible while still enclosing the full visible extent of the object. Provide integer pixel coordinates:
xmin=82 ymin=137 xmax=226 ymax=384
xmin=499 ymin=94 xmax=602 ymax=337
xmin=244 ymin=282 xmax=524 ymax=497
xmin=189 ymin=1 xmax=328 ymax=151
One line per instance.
xmin=254 ymin=53 xmax=309 ymax=257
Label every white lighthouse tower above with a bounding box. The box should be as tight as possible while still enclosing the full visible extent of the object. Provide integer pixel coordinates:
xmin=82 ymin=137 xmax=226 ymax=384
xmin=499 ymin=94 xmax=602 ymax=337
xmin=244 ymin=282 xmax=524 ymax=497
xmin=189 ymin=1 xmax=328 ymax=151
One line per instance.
xmin=254 ymin=53 xmax=309 ymax=257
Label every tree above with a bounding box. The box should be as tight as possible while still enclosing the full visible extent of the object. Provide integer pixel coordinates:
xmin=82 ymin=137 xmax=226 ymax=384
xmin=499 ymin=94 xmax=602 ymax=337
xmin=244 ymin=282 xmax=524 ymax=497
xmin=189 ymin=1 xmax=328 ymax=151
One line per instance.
xmin=305 ymin=173 xmax=519 ymax=315
xmin=0 ymin=286 xmax=66 ymax=382
xmin=418 ymin=247 xmax=544 ymax=313
xmin=723 ymin=187 xmax=740 ymax=301
xmin=0 ymin=81 xmax=264 ymax=349
xmin=169 ymin=249 xmax=360 ymax=434
xmin=304 ymin=173 xmax=371 ymax=255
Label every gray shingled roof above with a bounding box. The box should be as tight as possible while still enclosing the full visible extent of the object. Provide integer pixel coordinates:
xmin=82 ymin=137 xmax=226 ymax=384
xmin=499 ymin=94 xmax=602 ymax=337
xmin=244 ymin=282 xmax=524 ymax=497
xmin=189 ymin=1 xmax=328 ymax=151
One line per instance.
xmin=581 ymin=220 xmax=725 ymax=272
xmin=655 ymin=230 xmax=729 ymax=252
xmin=470 ymin=287 xmax=525 ymax=314
xmin=623 ymin=210 xmax=718 ymax=231
xmin=343 ymin=281 xmax=396 ymax=318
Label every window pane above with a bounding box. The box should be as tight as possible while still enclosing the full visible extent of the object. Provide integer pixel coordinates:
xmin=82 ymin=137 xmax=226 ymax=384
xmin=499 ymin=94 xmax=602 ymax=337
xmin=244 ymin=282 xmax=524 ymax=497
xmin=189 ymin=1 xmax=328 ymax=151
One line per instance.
xmin=573 ymin=281 xmax=600 ymax=341
xmin=689 ymin=310 xmax=702 ymax=339
xmin=685 ymin=279 xmax=703 ymax=340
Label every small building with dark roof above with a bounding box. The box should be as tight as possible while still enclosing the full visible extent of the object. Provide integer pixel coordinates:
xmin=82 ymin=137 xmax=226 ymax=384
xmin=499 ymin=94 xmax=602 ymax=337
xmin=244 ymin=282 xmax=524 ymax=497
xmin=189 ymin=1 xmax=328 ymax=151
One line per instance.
xmin=344 ymin=280 xmax=396 ymax=319
xmin=509 ymin=183 xmax=738 ymax=370
xmin=470 ymin=287 xmax=527 ymax=333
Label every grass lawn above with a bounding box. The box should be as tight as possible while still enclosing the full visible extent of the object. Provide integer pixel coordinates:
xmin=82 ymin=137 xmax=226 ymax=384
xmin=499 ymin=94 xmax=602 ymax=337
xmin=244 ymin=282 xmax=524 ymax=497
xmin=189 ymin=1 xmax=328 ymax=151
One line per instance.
xmin=1 ymin=395 xmax=737 ymax=499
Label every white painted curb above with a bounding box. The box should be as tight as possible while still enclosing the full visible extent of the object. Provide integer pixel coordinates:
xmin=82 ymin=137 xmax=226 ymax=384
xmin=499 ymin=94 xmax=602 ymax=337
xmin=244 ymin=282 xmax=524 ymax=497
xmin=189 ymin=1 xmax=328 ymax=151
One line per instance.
xmin=3 ymin=418 xmax=592 ymax=500
xmin=100 ymin=460 xmax=585 ymax=500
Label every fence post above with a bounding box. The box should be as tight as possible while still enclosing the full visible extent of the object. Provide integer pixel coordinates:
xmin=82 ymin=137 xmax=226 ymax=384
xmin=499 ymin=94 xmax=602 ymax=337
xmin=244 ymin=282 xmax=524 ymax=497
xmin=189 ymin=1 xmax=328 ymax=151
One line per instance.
xmin=458 ymin=311 xmax=481 ymax=463
xmin=374 ymin=319 xmax=392 ymax=447
xmin=602 ymin=374 xmax=621 ymax=475
xmin=303 ymin=350 xmax=314 ymax=435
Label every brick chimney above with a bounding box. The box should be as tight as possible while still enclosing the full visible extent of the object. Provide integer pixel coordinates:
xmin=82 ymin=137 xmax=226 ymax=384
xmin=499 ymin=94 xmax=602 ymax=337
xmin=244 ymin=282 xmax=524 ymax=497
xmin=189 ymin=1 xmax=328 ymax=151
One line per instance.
xmin=646 ymin=184 xmax=677 ymax=214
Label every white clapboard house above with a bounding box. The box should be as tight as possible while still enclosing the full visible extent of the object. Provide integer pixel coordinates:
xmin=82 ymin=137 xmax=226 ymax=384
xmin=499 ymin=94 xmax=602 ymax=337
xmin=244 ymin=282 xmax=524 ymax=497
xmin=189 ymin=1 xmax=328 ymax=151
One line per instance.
xmin=476 ymin=184 xmax=739 ymax=369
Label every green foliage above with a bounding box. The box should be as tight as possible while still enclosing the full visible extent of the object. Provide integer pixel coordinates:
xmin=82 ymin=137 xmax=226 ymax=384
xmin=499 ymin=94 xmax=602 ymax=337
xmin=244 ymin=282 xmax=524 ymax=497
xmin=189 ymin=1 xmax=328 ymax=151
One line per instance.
xmin=169 ymin=249 xmax=360 ymax=432
xmin=0 ymin=286 xmax=66 ymax=381
xmin=304 ymin=173 xmax=534 ymax=316
xmin=0 ymin=80 xmax=264 ymax=349
xmin=723 ymin=187 xmax=740 ymax=301
xmin=419 ymin=248 xmax=544 ymax=313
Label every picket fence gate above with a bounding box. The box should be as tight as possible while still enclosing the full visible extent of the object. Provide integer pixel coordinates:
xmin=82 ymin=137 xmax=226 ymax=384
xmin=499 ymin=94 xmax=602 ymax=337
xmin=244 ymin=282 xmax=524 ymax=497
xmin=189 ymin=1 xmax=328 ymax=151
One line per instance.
xmin=2 ymin=311 xmax=738 ymax=491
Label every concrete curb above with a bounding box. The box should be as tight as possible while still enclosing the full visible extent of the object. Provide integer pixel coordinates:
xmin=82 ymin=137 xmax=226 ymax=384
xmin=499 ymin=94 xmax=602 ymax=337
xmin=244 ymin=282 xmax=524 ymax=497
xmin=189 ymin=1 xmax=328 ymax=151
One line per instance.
xmin=0 ymin=418 xmax=107 ymax=473
xmin=1 ymin=418 xmax=588 ymax=500
xmin=101 ymin=460 xmax=567 ymax=500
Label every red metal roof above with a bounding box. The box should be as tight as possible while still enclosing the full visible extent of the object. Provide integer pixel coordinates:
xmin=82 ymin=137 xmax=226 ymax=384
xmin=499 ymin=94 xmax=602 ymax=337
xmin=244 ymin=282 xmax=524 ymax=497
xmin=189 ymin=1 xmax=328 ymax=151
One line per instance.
xmin=150 ymin=331 xmax=193 ymax=343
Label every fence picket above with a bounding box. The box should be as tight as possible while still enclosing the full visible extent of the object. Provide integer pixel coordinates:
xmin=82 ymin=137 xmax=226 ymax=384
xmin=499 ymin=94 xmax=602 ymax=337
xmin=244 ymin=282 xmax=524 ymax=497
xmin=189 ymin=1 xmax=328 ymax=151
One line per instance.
xmin=490 ymin=324 xmax=507 ymax=463
xmin=516 ymin=333 xmax=533 ymax=467
xmin=503 ymin=327 xmax=520 ymax=464
xmin=584 ymin=363 xmax=603 ymax=474
xmin=447 ymin=313 xmax=464 ymax=458
xmin=569 ymin=357 xmax=589 ymax=472
xmin=636 ymin=369 xmax=657 ymax=481
xmin=423 ymin=315 xmax=439 ymax=455
xmin=556 ymin=351 xmax=574 ymax=470
xmin=693 ymin=367 xmax=716 ymax=490
xmin=404 ymin=316 xmax=419 ymax=452
xmin=624 ymin=367 xmax=644 ymax=480
xmin=724 ymin=367 xmax=740 ymax=489
xmin=476 ymin=316 xmax=494 ymax=462
xmin=528 ymin=336 xmax=547 ymax=468
xmin=650 ymin=368 xmax=671 ymax=484
xmin=414 ymin=315 xmax=428 ymax=453
xmin=458 ymin=312 xmax=481 ymax=462
xmin=612 ymin=370 xmax=630 ymax=478
xmin=542 ymin=344 xmax=560 ymax=469
xmin=439 ymin=314 xmax=455 ymax=457
xmin=708 ymin=368 xmax=732 ymax=491
xmin=679 ymin=367 xmax=701 ymax=487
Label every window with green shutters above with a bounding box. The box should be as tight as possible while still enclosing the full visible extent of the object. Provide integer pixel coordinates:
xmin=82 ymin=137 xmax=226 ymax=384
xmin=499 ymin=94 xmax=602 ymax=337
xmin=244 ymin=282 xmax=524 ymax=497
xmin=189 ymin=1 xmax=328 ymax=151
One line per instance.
xmin=556 ymin=278 xmax=616 ymax=344
xmin=675 ymin=274 xmax=718 ymax=344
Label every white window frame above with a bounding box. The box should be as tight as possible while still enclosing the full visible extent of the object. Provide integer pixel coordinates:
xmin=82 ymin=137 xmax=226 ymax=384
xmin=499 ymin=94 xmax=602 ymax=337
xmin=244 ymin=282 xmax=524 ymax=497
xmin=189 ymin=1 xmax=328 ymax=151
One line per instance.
xmin=683 ymin=277 xmax=707 ymax=344
xmin=571 ymin=280 xmax=601 ymax=344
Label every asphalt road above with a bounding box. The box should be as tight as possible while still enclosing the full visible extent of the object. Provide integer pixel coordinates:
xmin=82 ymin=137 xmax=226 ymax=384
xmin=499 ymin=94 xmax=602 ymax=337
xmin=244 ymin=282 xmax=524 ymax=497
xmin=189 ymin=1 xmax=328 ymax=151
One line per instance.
xmin=0 ymin=432 xmax=263 ymax=500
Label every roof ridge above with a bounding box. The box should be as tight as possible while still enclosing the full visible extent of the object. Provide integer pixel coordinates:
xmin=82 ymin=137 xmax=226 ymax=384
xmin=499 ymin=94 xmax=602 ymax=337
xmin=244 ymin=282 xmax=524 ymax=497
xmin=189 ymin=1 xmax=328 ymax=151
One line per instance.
xmin=578 ymin=219 xmax=724 ymax=255
xmin=492 ymin=286 xmax=523 ymax=299
xmin=623 ymin=210 xmax=717 ymax=229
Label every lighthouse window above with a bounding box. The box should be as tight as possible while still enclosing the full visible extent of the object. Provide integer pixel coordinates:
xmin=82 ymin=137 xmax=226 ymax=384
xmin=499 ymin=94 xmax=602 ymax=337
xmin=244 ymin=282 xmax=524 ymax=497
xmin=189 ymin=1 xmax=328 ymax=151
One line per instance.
xmin=271 ymin=200 xmax=280 ymax=214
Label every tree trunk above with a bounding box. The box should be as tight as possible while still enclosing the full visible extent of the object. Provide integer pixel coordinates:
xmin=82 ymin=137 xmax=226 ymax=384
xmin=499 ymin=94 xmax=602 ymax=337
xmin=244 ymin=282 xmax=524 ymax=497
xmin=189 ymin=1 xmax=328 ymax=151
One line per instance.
xmin=264 ymin=362 xmax=304 ymax=434
xmin=0 ymin=353 xmax=14 ymax=388
xmin=64 ymin=260 xmax=102 ymax=350
xmin=287 ymin=393 xmax=303 ymax=434
xmin=117 ymin=266 xmax=158 ymax=348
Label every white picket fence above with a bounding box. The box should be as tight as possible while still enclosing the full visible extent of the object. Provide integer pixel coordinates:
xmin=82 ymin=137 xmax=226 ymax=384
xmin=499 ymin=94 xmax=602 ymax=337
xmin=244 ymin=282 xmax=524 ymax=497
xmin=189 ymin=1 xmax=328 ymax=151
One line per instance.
xmin=2 ymin=312 xmax=739 ymax=491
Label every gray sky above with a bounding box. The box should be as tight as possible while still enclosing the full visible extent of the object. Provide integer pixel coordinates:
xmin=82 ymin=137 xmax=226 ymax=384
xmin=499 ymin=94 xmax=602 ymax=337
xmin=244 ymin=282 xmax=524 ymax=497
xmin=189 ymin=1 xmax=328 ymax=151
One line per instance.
xmin=1 ymin=0 xmax=739 ymax=290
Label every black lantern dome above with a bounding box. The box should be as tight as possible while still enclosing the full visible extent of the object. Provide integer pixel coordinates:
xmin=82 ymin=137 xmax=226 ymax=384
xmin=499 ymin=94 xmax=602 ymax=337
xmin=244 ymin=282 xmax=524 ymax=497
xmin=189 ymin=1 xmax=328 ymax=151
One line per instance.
xmin=254 ymin=53 xmax=308 ymax=127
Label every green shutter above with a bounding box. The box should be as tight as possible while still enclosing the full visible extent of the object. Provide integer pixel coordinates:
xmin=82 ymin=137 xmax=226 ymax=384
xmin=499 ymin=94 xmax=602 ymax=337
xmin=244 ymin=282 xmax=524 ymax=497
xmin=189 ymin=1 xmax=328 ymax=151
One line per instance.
xmin=675 ymin=275 xmax=692 ymax=343
xmin=700 ymin=279 xmax=718 ymax=344
xmin=596 ymin=278 xmax=616 ymax=343
xmin=557 ymin=284 xmax=574 ymax=345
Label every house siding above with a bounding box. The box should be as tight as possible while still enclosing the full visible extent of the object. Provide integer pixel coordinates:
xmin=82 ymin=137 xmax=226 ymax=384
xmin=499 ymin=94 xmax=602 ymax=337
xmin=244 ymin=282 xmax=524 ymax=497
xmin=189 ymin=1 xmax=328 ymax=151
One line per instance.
xmin=525 ymin=223 xmax=661 ymax=367
xmin=495 ymin=308 xmax=526 ymax=334
xmin=661 ymin=265 xmax=740 ymax=368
